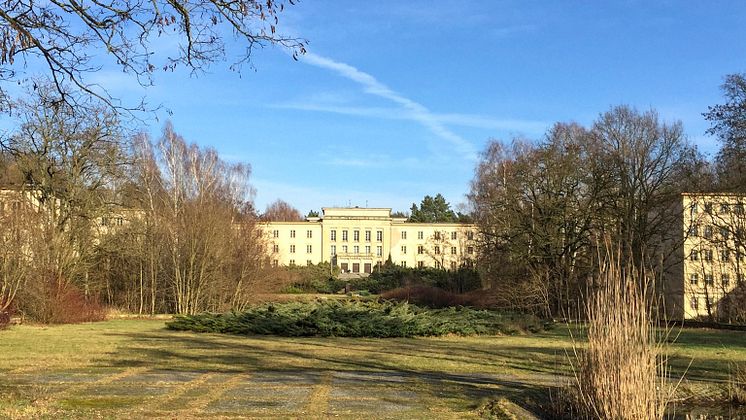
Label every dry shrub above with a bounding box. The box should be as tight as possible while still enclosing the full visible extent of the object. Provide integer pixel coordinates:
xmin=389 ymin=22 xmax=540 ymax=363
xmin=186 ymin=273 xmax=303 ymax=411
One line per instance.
xmin=19 ymin=276 xmax=106 ymax=324
xmin=566 ymin=260 xmax=673 ymax=419
xmin=381 ymin=285 xmax=466 ymax=308
xmin=729 ymin=363 xmax=746 ymax=404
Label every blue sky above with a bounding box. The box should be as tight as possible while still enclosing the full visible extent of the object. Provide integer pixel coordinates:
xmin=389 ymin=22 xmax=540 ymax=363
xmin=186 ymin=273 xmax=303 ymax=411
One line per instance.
xmin=8 ymin=1 xmax=746 ymax=214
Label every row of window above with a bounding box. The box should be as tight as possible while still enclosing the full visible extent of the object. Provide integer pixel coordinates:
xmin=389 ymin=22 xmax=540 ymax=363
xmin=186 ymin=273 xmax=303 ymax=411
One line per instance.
xmin=271 ymin=229 xmax=315 ymax=239
xmin=100 ymin=217 xmax=125 ymax=227
xmin=330 ymin=245 xmax=383 ymax=257
xmin=689 ymin=273 xmax=739 ymax=287
xmin=330 ymin=229 xmax=384 ymax=242
xmin=691 ymin=202 xmax=746 ymax=216
xmin=690 ymin=249 xmax=745 ymax=262
xmin=273 ymin=244 xmax=314 ymax=254
xmin=271 ymin=228 xmax=476 ymax=242
xmin=688 ymin=224 xmax=745 ymax=240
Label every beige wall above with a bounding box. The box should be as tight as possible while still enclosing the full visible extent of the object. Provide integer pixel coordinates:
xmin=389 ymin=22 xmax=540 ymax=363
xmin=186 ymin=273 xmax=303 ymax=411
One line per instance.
xmin=263 ymin=221 xmax=323 ymax=267
xmin=262 ymin=207 xmax=477 ymax=274
xmin=679 ymin=193 xmax=746 ymax=319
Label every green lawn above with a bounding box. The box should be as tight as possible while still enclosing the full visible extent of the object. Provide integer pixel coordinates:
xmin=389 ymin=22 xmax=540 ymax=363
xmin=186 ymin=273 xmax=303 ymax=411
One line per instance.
xmin=1 ymin=319 xmax=746 ymax=418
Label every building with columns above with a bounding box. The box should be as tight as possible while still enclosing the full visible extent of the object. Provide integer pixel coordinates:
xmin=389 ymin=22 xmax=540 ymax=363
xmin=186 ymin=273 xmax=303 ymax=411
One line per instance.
xmin=262 ymin=207 xmax=478 ymax=274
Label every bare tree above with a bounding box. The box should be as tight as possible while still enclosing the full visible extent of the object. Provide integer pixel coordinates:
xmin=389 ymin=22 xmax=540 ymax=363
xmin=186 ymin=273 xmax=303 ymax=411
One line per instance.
xmin=0 ymin=0 xmax=306 ymax=112
xmin=590 ymin=106 xmax=699 ymax=276
xmin=1 ymin=85 xmax=127 ymax=298
xmin=261 ymin=199 xmax=302 ymax=222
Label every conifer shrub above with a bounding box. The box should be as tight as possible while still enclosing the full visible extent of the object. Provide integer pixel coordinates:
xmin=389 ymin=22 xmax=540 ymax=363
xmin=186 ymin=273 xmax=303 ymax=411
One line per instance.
xmin=166 ymin=299 xmax=545 ymax=338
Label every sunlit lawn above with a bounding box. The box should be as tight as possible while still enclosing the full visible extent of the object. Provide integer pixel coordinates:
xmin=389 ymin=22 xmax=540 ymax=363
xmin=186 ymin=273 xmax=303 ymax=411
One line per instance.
xmin=1 ymin=319 xmax=745 ymax=418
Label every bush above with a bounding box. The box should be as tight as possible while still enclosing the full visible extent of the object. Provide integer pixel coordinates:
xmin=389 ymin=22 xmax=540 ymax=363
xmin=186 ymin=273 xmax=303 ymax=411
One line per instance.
xmin=166 ymin=299 xmax=546 ymax=338
xmin=381 ymin=285 xmax=465 ymax=308
xmin=18 ymin=276 xmax=106 ymax=324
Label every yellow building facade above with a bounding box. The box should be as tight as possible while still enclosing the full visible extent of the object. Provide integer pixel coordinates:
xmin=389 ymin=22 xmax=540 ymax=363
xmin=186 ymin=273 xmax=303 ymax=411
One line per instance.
xmin=668 ymin=193 xmax=746 ymax=320
xmin=262 ymin=207 xmax=477 ymax=274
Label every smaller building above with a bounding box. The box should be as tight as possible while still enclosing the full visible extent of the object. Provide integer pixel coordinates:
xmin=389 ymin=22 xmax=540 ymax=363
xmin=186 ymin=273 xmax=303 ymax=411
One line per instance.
xmin=667 ymin=193 xmax=746 ymax=320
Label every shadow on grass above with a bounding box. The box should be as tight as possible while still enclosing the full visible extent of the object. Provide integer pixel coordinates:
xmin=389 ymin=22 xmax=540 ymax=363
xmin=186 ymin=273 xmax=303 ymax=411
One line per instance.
xmin=94 ymin=328 xmax=558 ymax=413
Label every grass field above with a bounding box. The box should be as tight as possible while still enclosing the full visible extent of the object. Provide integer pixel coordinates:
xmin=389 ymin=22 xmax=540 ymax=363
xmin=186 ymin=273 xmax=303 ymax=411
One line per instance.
xmin=2 ymin=319 xmax=746 ymax=418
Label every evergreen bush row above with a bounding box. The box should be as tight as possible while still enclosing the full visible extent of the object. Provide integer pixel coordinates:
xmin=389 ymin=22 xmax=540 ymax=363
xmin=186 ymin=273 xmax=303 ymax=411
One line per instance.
xmin=166 ymin=299 xmax=546 ymax=338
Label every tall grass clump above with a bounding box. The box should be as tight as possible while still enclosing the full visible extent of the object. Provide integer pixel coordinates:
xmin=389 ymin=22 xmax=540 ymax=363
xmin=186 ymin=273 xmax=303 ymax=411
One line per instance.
xmin=728 ymin=362 xmax=746 ymax=404
xmin=566 ymin=258 xmax=673 ymax=419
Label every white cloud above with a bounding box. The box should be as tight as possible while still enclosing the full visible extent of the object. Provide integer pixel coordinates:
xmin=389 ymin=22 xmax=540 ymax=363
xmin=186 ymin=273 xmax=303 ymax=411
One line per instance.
xmin=298 ymin=52 xmax=479 ymax=161
xmin=273 ymin=101 xmax=550 ymax=135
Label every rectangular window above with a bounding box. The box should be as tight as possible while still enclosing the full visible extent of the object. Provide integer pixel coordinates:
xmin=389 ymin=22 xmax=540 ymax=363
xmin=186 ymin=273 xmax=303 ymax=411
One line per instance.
xmin=721 ymin=249 xmax=730 ymax=261
xmin=704 ymin=225 xmax=713 ymax=239
xmin=721 ymin=227 xmax=730 ymax=240
xmin=467 ymin=231 xmax=474 ymax=240
xmin=377 ymin=230 xmax=383 ymax=242
xmin=364 ymin=263 xmax=372 ymax=274
xmin=451 ymin=246 xmax=457 ymax=255
xmin=704 ymin=249 xmax=713 ymax=262
xmin=289 ymin=259 xmax=295 ymax=266
xmin=689 ymin=274 xmax=698 ymax=285
xmin=354 ymin=245 xmax=360 ymax=254
xmin=273 ymin=259 xmax=278 ymax=267
xmin=435 ymin=261 xmax=441 ymax=269
xmin=401 ymin=231 xmax=407 ymax=240
xmin=401 ymin=261 xmax=407 ymax=267
xmin=691 ymin=203 xmax=698 ymax=214
xmin=273 ymin=230 xmax=279 ymax=238
xmin=688 ymin=224 xmax=698 ymax=237
xmin=705 ymin=274 xmax=714 ymax=286
xmin=691 ymin=297 xmax=699 ymax=311
xmin=401 ymin=246 xmax=407 ymax=254
xmin=342 ymin=245 xmax=348 ymax=253
xmin=352 ymin=263 xmax=360 ymax=273
xmin=705 ymin=203 xmax=713 ymax=214
xmin=290 ymin=245 xmax=296 ymax=254
xmin=736 ymin=203 xmax=745 ymax=215
xmin=450 ymin=261 xmax=457 ymax=270
xmin=342 ymin=230 xmax=348 ymax=241
xmin=354 ymin=230 xmax=360 ymax=241
xmin=434 ymin=231 xmax=441 ymax=240
xmin=341 ymin=262 xmax=349 ymax=272
xmin=306 ymin=245 xmax=312 ymax=254
xmin=723 ymin=274 xmax=731 ymax=287
xmin=451 ymin=231 xmax=457 ymax=240
xmin=273 ymin=244 xmax=279 ymax=253
xmin=376 ymin=246 xmax=382 ymax=257
xmin=365 ymin=245 xmax=371 ymax=254
xmin=417 ymin=261 xmax=424 ymax=268
xmin=418 ymin=245 xmax=424 ymax=254
xmin=467 ymin=246 xmax=474 ymax=254
xmin=434 ymin=246 xmax=440 ymax=255
xmin=691 ymin=250 xmax=698 ymax=261
xmin=290 ymin=230 xmax=296 ymax=238
xmin=331 ymin=245 xmax=337 ymax=255
xmin=721 ymin=203 xmax=730 ymax=213
xmin=307 ymin=260 xmax=312 ymax=266
xmin=365 ymin=230 xmax=371 ymax=242
xmin=330 ymin=230 xmax=337 ymax=241
xmin=418 ymin=231 xmax=424 ymax=240
xmin=307 ymin=230 xmax=313 ymax=238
